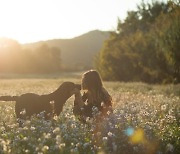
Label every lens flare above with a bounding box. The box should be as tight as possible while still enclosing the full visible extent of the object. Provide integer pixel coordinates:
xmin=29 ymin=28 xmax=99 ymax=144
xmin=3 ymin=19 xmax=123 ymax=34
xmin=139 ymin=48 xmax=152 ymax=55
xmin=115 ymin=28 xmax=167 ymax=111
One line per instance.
xmin=125 ymin=127 xmax=145 ymax=144
xmin=125 ymin=127 xmax=134 ymax=136
xmin=130 ymin=128 xmax=145 ymax=144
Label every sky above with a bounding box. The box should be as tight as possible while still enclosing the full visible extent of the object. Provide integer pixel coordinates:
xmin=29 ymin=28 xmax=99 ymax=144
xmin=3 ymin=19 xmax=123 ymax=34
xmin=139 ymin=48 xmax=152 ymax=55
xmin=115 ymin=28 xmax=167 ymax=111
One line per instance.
xmin=0 ymin=0 xmax=161 ymax=43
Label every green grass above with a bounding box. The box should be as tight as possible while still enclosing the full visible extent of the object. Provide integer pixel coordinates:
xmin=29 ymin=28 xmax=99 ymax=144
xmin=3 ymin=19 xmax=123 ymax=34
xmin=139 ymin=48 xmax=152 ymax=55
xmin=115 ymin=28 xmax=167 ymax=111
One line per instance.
xmin=0 ymin=77 xmax=179 ymax=154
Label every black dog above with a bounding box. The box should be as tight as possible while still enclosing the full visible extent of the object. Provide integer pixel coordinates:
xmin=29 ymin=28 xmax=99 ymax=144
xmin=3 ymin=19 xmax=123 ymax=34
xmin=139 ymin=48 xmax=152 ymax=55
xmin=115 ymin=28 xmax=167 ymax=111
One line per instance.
xmin=0 ymin=82 xmax=81 ymax=124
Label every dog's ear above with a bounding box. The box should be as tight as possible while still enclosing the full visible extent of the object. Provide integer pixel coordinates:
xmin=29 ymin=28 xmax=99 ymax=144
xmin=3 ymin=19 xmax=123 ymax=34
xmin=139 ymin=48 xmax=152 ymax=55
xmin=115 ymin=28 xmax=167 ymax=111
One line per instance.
xmin=75 ymin=84 xmax=81 ymax=90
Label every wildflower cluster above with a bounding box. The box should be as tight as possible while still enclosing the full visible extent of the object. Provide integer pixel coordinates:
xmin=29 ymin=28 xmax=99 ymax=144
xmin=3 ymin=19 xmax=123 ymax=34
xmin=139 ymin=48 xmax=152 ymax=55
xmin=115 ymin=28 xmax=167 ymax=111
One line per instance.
xmin=0 ymin=80 xmax=179 ymax=153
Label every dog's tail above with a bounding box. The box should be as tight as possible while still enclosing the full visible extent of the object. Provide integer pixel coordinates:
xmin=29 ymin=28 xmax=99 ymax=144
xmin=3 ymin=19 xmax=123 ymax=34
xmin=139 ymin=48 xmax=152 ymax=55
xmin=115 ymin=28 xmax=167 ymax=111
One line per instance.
xmin=0 ymin=96 xmax=18 ymax=101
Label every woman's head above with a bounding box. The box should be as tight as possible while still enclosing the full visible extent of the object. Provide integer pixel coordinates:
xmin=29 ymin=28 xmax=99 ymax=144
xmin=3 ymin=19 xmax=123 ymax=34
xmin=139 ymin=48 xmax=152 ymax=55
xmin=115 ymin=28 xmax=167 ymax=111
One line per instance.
xmin=82 ymin=70 xmax=103 ymax=91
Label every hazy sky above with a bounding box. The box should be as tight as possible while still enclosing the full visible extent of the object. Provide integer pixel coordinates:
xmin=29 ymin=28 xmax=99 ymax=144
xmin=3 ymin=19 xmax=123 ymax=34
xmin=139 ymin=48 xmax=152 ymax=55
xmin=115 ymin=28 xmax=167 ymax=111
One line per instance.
xmin=0 ymin=0 xmax=162 ymax=43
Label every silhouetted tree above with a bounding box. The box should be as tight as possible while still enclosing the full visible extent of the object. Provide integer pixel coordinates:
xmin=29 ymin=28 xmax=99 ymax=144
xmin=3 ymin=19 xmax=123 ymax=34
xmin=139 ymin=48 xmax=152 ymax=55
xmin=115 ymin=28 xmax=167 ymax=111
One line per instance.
xmin=95 ymin=0 xmax=180 ymax=83
xmin=0 ymin=39 xmax=62 ymax=74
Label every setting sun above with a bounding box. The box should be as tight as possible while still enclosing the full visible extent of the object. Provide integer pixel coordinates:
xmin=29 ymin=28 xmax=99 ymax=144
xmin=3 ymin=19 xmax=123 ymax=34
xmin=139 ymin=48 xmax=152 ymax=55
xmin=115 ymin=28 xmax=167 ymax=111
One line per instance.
xmin=0 ymin=0 xmax=146 ymax=43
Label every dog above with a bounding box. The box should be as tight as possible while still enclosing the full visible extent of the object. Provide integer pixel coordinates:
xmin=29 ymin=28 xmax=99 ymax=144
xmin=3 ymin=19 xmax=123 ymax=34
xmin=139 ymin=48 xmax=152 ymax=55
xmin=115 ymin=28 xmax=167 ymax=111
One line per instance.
xmin=0 ymin=81 xmax=81 ymax=125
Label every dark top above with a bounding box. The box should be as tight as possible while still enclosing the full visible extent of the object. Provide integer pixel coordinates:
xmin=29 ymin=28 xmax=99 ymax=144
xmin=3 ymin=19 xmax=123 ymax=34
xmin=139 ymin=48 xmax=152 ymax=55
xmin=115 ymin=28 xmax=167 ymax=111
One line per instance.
xmin=73 ymin=87 xmax=112 ymax=122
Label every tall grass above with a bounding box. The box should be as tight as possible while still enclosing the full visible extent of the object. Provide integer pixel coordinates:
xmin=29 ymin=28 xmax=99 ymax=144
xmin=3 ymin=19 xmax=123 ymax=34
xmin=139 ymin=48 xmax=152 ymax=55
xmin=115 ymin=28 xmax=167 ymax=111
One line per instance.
xmin=0 ymin=78 xmax=179 ymax=154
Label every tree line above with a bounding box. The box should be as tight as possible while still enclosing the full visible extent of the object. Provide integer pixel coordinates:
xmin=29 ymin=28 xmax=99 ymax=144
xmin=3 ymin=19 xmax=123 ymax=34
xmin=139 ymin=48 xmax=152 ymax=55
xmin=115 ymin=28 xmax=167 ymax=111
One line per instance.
xmin=95 ymin=0 xmax=180 ymax=83
xmin=0 ymin=39 xmax=61 ymax=74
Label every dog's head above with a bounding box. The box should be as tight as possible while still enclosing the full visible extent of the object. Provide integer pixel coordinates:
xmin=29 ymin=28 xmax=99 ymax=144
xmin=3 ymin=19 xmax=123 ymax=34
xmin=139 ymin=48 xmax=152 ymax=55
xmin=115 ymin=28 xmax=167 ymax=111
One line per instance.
xmin=74 ymin=84 xmax=81 ymax=91
xmin=57 ymin=82 xmax=81 ymax=97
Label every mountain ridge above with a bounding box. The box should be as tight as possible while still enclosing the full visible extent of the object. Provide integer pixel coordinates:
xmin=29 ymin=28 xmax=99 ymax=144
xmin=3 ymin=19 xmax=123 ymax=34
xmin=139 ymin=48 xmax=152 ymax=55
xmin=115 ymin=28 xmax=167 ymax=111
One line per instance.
xmin=23 ymin=30 xmax=110 ymax=70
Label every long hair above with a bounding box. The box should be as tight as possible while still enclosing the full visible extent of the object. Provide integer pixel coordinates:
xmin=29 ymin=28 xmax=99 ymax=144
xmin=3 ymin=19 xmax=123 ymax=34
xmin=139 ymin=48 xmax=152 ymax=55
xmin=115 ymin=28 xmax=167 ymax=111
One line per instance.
xmin=82 ymin=70 xmax=103 ymax=91
xmin=82 ymin=70 xmax=110 ymax=105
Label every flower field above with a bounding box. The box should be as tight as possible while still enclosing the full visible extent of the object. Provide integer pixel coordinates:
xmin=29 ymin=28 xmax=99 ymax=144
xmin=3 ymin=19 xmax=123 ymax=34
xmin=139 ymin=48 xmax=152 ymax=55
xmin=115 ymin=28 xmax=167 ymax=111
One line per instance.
xmin=0 ymin=78 xmax=179 ymax=154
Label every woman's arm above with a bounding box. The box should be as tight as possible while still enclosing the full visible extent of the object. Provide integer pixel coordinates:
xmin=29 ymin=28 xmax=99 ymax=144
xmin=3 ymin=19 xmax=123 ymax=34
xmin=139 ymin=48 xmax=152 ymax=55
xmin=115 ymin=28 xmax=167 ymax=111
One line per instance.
xmin=102 ymin=87 xmax=112 ymax=107
xmin=73 ymin=90 xmax=84 ymax=116
xmin=82 ymin=92 xmax=88 ymax=102
xmin=100 ymin=87 xmax=113 ymax=116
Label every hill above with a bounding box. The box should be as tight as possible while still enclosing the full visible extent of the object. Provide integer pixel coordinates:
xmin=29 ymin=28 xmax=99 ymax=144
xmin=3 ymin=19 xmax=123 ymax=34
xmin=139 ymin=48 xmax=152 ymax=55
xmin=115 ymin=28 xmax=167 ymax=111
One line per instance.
xmin=23 ymin=30 xmax=110 ymax=70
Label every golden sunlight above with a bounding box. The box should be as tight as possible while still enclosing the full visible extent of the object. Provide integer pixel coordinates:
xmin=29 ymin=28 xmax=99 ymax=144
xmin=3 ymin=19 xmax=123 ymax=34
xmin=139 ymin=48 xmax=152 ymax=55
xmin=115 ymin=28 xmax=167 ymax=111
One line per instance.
xmin=0 ymin=0 xmax=142 ymax=43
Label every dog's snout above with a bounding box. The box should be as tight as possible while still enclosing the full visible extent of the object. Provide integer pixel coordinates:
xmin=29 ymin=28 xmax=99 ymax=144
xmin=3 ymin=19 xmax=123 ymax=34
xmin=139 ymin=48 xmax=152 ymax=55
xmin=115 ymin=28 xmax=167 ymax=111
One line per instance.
xmin=75 ymin=84 xmax=81 ymax=90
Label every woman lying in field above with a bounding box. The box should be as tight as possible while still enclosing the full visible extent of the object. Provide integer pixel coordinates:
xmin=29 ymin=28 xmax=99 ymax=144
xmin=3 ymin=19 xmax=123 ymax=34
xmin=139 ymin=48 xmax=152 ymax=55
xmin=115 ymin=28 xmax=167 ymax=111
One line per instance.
xmin=73 ymin=70 xmax=113 ymax=122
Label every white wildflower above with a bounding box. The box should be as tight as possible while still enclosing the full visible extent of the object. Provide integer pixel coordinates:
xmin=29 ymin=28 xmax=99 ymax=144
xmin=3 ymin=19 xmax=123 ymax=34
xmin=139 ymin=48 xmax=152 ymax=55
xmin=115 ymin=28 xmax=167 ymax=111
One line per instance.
xmin=20 ymin=109 xmax=26 ymax=115
xmin=102 ymin=137 xmax=108 ymax=141
xmin=107 ymin=111 xmax=111 ymax=115
xmin=85 ymin=102 xmax=88 ymax=105
xmin=30 ymin=126 xmax=35 ymax=131
xmin=44 ymin=133 xmax=51 ymax=139
xmin=71 ymin=124 xmax=76 ymax=128
xmin=25 ymin=149 xmax=29 ymax=153
xmin=23 ymin=137 xmax=28 ymax=141
xmin=50 ymin=101 xmax=54 ymax=104
xmin=86 ymin=117 xmax=93 ymax=123
xmin=59 ymin=143 xmax=66 ymax=149
xmin=101 ymin=102 xmax=105 ymax=107
xmin=53 ymin=115 xmax=58 ymax=121
xmin=53 ymin=127 xmax=60 ymax=134
xmin=76 ymin=143 xmax=81 ymax=147
xmin=23 ymin=126 xmax=28 ymax=130
xmin=56 ymin=135 xmax=61 ymax=144
xmin=107 ymin=132 xmax=113 ymax=137
xmin=42 ymin=145 xmax=49 ymax=152
xmin=161 ymin=104 xmax=167 ymax=111
xmin=166 ymin=143 xmax=174 ymax=152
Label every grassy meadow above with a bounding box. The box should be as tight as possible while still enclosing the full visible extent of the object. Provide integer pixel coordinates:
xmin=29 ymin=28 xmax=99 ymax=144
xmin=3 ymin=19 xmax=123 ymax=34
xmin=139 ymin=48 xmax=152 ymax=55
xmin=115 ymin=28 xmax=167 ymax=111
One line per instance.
xmin=0 ymin=74 xmax=179 ymax=154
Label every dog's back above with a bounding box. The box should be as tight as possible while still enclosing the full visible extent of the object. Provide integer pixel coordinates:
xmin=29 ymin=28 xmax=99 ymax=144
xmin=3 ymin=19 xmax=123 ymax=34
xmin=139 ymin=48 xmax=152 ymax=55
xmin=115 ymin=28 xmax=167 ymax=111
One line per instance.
xmin=15 ymin=93 xmax=53 ymax=119
xmin=0 ymin=81 xmax=81 ymax=125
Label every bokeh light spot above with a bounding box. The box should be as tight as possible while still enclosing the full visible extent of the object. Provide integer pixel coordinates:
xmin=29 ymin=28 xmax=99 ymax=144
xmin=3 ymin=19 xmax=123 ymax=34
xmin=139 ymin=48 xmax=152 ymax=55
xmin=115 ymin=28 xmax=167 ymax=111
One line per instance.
xmin=130 ymin=128 xmax=145 ymax=144
xmin=125 ymin=127 xmax=134 ymax=136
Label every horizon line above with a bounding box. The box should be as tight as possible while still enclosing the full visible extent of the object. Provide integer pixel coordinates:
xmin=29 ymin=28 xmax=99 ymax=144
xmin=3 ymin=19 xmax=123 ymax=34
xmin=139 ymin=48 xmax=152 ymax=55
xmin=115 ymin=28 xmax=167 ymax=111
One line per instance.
xmin=0 ymin=29 xmax=111 ymax=45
